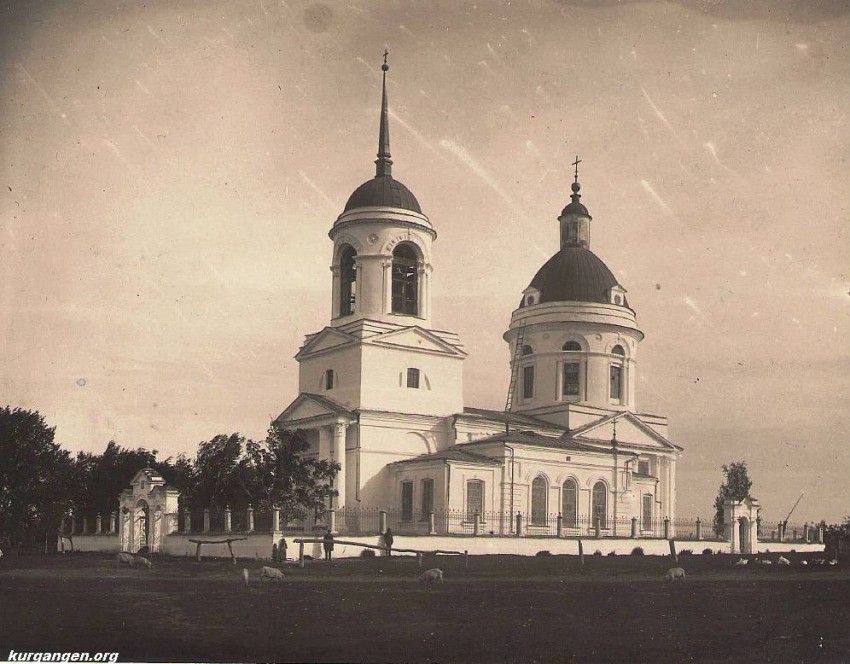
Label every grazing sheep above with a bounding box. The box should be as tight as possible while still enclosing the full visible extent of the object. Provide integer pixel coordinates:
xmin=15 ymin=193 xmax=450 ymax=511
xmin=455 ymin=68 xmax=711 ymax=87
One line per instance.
xmin=116 ymin=552 xmax=136 ymax=567
xmin=734 ymin=558 xmax=748 ymax=566
xmin=800 ymin=560 xmax=808 ymax=566
xmin=419 ymin=568 xmax=444 ymax=585
xmin=828 ymin=559 xmax=838 ymax=566
xmin=260 ymin=566 xmax=285 ymax=583
xmin=760 ymin=559 xmax=772 ymax=565
xmin=663 ymin=567 xmax=686 ymax=583
xmin=777 ymin=556 xmax=790 ymax=566
xmin=243 ymin=568 xmax=250 ymax=586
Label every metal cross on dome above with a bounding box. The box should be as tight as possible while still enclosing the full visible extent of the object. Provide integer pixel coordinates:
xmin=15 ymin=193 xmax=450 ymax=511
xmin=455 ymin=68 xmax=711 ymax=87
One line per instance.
xmin=572 ymin=155 xmax=582 ymax=183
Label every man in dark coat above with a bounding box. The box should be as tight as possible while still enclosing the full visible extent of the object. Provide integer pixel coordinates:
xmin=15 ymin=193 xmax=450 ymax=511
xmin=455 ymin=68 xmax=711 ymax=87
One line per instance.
xmin=383 ymin=528 xmax=394 ymax=557
xmin=322 ymin=529 xmax=334 ymax=561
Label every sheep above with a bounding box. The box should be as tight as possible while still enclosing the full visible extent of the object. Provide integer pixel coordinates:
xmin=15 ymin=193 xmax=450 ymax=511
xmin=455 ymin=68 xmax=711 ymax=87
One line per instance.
xmin=134 ymin=555 xmax=152 ymax=568
xmin=777 ymin=556 xmax=790 ymax=566
xmin=760 ymin=559 xmax=772 ymax=565
xmin=800 ymin=560 xmax=808 ymax=566
xmin=828 ymin=559 xmax=838 ymax=566
xmin=418 ymin=568 xmax=444 ymax=585
xmin=260 ymin=566 xmax=285 ymax=583
xmin=663 ymin=567 xmax=686 ymax=583
xmin=734 ymin=558 xmax=748 ymax=566
xmin=116 ymin=552 xmax=136 ymax=567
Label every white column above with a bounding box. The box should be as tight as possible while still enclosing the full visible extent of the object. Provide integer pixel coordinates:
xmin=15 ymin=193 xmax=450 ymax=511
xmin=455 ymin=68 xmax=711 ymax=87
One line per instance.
xmin=333 ymin=423 xmax=347 ymax=509
xmin=318 ymin=426 xmax=331 ymax=462
xmin=330 ymin=266 xmax=340 ymax=319
xmin=354 ymin=260 xmax=363 ymax=315
xmin=382 ymin=259 xmax=392 ymax=313
xmin=417 ymin=264 xmax=427 ymax=319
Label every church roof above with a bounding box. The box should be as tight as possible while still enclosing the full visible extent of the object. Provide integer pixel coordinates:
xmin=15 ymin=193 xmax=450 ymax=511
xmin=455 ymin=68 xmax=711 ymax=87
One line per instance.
xmin=461 ymin=431 xmax=605 ymax=453
xmin=461 ymin=407 xmax=562 ymax=431
xmin=389 ymin=447 xmax=503 ymax=466
xmin=522 ymin=246 xmax=628 ymax=307
xmin=344 ymin=176 xmax=422 ymax=213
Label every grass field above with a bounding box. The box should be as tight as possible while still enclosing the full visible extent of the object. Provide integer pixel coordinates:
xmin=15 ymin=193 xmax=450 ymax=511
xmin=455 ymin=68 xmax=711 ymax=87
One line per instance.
xmin=1 ymin=551 xmax=849 ymax=663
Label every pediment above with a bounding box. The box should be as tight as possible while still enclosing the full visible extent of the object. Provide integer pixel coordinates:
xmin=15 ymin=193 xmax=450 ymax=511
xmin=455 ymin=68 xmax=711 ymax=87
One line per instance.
xmin=366 ymin=326 xmax=466 ymax=356
xmin=571 ymin=412 xmax=679 ymax=451
xmin=276 ymin=393 xmax=352 ymax=424
xmin=129 ymin=467 xmax=165 ymax=488
xmin=297 ymin=327 xmax=357 ymax=358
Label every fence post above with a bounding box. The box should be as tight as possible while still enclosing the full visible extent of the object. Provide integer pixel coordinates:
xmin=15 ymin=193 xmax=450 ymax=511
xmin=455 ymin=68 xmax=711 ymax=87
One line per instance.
xmin=224 ymin=506 xmax=232 ymax=533
xmin=695 ymin=518 xmax=702 ymax=541
xmin=557 ymin=514 xmax=563 ymax=538
xmin=95 ymin=514 xmax=103 ymax=535
xmin=81 ymin=515 xmax=88 ymax=535
xmin=428 ymin=511 xmax=436 ymax=535
xmin=246 ymin=506 xmax=255 ymax=533
xmin=631 ymin=517 xmax=637 ymax=539
xmin=464 ymin=550 xmax=469 ymax=569
xmin=203 ymin=509 xmax=211 ymax=533
xmin=793 ymin=527 xmax=798 ymax=542
xmin=182 ymin=508 xmax=191 ymax=534
xmin=663 ymin=517 xmax=670 ymax=540
xmin=515 ymin=512 xmax=522 ymax=536
xmin=594 ymin=517 xmax=601 ymax=539
xmin=417 ymin=552 xmax=423 ymax=568
xmin=110 ymin=512 xmax=117 ymax=535
xmin=668 ymin=538 xmax=678 ymax=563
xmin=473 ymin=512 xmax=480 ymax=536
xmin=299 ymin=541 xmax=305 ymax=568
xmin=69 ymin=511 xmax=76 ymax=536
xmin=329 ymin=509 xmax=337 ymax=534
xmin=272 ymin=507 xmax=280 ymax=532
xmin=379 ymin=510 xmax=388 ymax=534
xmin=578 ymin=538 xmax=584 ymax=566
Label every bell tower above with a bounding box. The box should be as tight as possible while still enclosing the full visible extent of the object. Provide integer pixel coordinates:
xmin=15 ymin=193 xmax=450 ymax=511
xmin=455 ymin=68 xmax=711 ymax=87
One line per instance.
xmin=328 ymin=52 xmax=436 ymax=328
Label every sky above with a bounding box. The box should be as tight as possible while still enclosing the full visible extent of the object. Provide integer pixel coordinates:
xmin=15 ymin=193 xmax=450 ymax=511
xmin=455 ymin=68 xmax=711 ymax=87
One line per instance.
xmin=1 ymin=0 xmax=848 ymax=523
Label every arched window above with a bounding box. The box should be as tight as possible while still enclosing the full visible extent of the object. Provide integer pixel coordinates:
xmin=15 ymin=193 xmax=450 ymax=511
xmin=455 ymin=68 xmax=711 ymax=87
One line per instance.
xmin=562 ymin=341 xmax=581 ymax=352
xmin=592 ymin=481 xmax=607 ymax=529
xmin=610 ymin=345 xmax=624 ymax=400
xmin=391 ymin=244 xmax=418 ymax=315
xmin=531 ymin=476 xmax=547 ymax=526
xmin=521 ymin=344 xmax=534 ymax=356
xmin=339 ymin=245 xmax=357 ymax=316
xmin=612 ymin=344 xmax=625 ymax=356
xmin=562 ymin=479 xmax=578 ymax=528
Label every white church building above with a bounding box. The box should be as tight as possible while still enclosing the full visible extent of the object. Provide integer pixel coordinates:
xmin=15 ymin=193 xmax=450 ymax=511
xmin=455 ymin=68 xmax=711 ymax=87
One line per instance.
xmin=275 ymin=59 xmax=682 ymax=536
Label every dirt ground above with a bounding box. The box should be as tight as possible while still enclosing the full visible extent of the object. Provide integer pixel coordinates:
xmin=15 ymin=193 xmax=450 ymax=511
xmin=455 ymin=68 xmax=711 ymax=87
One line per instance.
xmin=1 ymin=551 xmax=849 ymax=663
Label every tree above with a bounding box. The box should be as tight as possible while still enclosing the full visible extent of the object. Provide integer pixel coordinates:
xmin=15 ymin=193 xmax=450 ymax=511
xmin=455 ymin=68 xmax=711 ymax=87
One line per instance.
xmin=713 ymin=461 xmax=753 ymax=536
xmin=0 ymin=406 xmax=76 ymax=548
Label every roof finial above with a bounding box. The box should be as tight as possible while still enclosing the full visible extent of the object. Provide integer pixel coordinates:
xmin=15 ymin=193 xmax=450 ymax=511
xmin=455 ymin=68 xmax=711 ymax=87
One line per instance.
xmin=570 ymin=155 xmax=582 ymax=201
xmin=375 ymin=49 xmax=393 ymax=177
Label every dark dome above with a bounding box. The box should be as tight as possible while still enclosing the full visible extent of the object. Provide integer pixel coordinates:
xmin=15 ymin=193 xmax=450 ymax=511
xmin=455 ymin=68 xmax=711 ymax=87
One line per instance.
xmin=344 ymin=175 xmax=422 ymax=213
xmin=560 ymin=200 xmax=590 ymax=217
xmin=523 ymin=246 xmax=628 ymax=307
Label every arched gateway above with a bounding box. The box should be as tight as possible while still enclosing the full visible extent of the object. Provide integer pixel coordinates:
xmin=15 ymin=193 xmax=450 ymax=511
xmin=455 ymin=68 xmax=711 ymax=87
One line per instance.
xmin=119 ymin=468 xmax=179 ymax=553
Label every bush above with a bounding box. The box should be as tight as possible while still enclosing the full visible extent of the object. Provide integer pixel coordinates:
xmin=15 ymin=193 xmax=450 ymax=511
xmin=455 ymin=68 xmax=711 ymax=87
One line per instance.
xmin=360 ymin=549 xmax=376 ymax=558
xmin=593 ymin=550 xmax=602 ymax=556
xmin=535 ymin=550 xmax=552 ymax=557
xmin=702 ymin=548 xmax=714 ymax=555
xmin=630 ymin=546 xmax=645 ymax=556
xmin=679 ymin=549 xmax=693 ymax=556
xmin=607 ymin=551 xmax=617 ymax=557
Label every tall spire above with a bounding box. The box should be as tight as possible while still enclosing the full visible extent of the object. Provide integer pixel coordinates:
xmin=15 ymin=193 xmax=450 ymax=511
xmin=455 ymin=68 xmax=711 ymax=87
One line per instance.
xmin=375 ymin=49 xmax=393 ymax=177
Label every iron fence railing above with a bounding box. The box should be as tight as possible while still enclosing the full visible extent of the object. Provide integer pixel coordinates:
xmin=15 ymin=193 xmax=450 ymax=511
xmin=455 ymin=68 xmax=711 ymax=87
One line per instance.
xmin=58 ymin=508 xmax=829 ymax=543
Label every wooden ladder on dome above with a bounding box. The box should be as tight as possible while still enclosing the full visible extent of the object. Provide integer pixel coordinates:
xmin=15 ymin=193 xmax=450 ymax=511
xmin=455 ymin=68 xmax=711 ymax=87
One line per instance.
xmin=503 ymin=326 xmax=527 ymax=434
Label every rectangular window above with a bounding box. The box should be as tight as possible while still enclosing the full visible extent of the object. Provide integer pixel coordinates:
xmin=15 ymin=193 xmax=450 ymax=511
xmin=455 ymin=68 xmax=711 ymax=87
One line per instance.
xmin=637 ymin=460 xmax=650 ymax=476
xmin=562 ymin=362 xmax=580 ymax=397
xmin=610 ymin=365 xmax=622 ymax=400
xmin=406 ymin=367 xmax=420 ymax=389
xmin=522 ymin=365 xmax=534 ymax=400
xmin=642 ymin=494 xmax=653 ymax=531
xmin=325 ymin=369 xmax=334 ymax=390
xmin=421 ymin=479 xmax=434 ymax=516
xmin=466 ymin=480 xmax=484 ymax=522
xmin=401 ymin=481 xmax=413 ymax=522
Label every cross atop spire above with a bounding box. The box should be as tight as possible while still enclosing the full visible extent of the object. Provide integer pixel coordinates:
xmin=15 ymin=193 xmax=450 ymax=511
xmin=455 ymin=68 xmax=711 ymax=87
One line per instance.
xmin=572 ymin=155 xmax=582 ymax=184
xmin=375 ymin=50 xmax=393 ymax=177
xmin=570 ymin=155 xmax=583 ymax=200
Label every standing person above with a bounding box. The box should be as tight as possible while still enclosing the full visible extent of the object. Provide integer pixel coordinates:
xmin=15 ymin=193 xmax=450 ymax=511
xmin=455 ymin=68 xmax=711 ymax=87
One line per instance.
xmin=322 ymin=529 xmax=334 ymax=561
xmin=279 ymin=537 xmax=288 ymax=561
xmin=383 ymin=527 xmax=394 ymax=557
